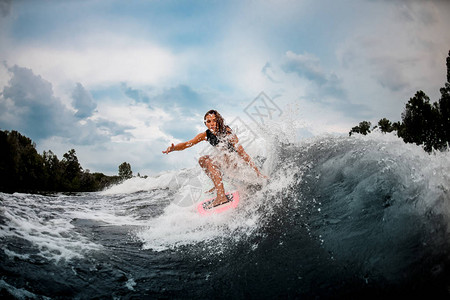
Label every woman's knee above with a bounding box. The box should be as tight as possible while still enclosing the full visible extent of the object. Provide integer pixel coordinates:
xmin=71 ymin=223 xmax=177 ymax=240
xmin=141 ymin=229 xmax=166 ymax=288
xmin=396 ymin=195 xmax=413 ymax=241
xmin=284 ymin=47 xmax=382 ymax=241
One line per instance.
xmin=198 ymin=155 xmax=210 ymax=167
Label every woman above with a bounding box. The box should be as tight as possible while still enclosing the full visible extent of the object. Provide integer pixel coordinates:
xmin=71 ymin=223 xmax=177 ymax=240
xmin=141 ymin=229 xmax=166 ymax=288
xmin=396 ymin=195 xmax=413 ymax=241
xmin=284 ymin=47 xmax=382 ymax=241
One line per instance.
xmin=162 ymin=109 xmax=265 ymax=208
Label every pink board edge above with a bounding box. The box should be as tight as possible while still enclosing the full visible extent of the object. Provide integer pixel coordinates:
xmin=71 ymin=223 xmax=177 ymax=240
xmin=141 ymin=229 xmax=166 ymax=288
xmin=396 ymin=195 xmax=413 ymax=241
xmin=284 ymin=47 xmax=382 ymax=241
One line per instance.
xmin=197 ymin=190 xmax=240 ymax=215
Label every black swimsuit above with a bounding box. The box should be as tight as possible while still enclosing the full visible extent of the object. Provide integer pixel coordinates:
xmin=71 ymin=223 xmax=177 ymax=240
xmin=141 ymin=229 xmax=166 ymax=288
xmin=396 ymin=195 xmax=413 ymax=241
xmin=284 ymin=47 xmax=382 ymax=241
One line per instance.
xmin=206 ymin=126 xmax=236 ymax=152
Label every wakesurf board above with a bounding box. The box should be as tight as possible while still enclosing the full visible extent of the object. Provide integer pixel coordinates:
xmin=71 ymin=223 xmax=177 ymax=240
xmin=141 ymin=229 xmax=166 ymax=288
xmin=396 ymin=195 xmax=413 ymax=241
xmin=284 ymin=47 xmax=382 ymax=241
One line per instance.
xmin=197 ymin=190 xmax=239 ymax=215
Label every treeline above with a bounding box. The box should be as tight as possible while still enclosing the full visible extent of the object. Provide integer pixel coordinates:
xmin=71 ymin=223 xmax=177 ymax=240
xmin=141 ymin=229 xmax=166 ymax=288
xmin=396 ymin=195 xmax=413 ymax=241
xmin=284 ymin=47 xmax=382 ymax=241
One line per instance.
xmin=0 ymin=130 xmax=136 ymax=193
xmin=350 ymin=50 xmax=450 ymax=153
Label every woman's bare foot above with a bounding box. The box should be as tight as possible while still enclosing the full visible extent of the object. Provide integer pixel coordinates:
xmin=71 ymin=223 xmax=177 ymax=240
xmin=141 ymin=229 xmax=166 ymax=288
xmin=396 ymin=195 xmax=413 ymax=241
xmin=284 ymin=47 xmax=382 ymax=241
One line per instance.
xmin=206 ymin=194 xmax=232 ymax=209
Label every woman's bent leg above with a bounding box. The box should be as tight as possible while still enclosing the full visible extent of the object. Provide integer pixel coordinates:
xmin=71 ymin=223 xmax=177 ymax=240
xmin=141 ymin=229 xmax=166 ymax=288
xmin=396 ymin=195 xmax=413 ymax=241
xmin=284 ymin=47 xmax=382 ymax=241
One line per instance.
xmin=198 ymin=155 xmax=227 ymax=206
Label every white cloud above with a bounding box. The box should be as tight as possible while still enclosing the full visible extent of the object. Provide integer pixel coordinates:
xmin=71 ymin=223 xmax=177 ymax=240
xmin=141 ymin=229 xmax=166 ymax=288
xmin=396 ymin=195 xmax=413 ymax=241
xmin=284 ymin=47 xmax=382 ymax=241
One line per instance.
xmin=337 ymin=1 xmax=450 ymax=100
xmin=4 ymin=35 xmax=177 ymax=89
xmin=94 ymin=102 xmax=171 ymax=143
xmin=0 ymin=65 xmax=134 ymax=146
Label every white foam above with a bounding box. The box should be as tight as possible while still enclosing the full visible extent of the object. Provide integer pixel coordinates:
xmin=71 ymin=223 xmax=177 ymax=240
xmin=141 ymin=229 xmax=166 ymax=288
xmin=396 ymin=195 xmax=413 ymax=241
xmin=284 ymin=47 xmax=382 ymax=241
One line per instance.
xmin=136 ymin=175 xmax=285 ymax=252
xmin=0 ymin=193 xmax=103 ymax=263
xmin=133 ymin=123 xmax=303 ymax=251
xmin=2 ymin=248 xmax=31 ymax=261
xmin=101 ymin=173 xmax=175 ymax=195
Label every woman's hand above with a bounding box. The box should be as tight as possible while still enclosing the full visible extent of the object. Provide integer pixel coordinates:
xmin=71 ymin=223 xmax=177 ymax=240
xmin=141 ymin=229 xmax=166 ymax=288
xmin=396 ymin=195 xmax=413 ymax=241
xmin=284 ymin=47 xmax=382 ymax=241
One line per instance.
xmin=162 ymin=143 xmax=175 ymax=154
xmin=253 ymin=165 xmax=268 ymax=179
xmin=256 ymin=169 xmax=268 ymax=179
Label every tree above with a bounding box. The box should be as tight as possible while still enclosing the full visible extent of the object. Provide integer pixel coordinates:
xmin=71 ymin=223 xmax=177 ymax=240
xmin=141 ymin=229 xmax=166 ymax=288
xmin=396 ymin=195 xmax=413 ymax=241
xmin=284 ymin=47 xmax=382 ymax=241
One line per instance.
xmin=391 ymin=121 xmax=402 ymax=132
xmin=61 ymin=149 xmax=83 ymax=190
xmin=447 ymin=50 xmax=450 ymax=83
xmin=62 ymin=149 xmax=82 ymax=177
xmin=118 ymin=162 xmax=133 ymax=180
xmin=378 ymin=118 xmax=394 ymax=133
xmin=0 ymin=130 xmax=45 ymax=192
xmin=0 ymin=129 xmax=124 ymax=193
xmin=349 ymin=121 xmax=371 ymax=136
xmin=398 ymin=90 xmax=440 ymax=152
xmin=437 ymin=50 xmax=450 ymax=149
xmin=43 ymin=150 xmax=61 ymax=190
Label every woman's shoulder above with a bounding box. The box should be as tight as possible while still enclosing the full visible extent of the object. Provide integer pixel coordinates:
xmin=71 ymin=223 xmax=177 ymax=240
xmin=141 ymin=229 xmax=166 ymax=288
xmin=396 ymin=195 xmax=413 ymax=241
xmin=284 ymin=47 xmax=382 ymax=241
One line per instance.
xmin=193 ymin=131 xmax=207 ymax=140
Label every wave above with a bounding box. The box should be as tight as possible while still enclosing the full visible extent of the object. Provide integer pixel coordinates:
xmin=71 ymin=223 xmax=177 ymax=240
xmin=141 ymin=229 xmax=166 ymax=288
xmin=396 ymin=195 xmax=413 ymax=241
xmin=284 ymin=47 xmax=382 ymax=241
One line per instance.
xmin=131 ymin=131 xmax=450 ymax=296
xmin=2 ymin=131 xmax=449 ymax=298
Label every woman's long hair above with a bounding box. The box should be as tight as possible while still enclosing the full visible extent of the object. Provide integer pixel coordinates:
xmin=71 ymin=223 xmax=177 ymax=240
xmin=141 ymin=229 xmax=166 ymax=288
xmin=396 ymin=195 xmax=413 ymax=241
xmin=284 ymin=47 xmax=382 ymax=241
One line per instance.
xmin=204 ymin=109 xmax=227 ymax=135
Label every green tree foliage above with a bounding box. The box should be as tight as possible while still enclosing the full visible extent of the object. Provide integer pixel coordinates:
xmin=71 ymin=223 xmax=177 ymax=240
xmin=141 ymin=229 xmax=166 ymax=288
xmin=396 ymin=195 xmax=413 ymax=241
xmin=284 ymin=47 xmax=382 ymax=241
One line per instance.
xmin=61 ymin=149 xmax=83 ymax=190
xmin=0 ymin=130 xmax=44 ymax=192
xmin=349 ymin=121 xmax=371 ymax=136
xmin=43 ymin=150 xmax=62 ymax=190
xmin=377 ymin=118 xmax=394 ymax=133
xmin=391 ymin=121 xmax=402 ymax=132
xmin=447 ymin=50 xmax=450 ymax=83
xmin=437 ymin=50 xmax=450 ymax=148
xmin=397 ymin=90 xmax=440 ymax=152
xmin=118 ymin=162 xmax=133 ymax=180
xmin=0 ymin=130 xmax=121 ymax=193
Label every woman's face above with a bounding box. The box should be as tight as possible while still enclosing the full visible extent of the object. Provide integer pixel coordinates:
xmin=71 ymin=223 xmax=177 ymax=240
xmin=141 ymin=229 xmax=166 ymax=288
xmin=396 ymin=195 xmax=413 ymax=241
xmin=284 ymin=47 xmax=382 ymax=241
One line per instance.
xmin=204 ymin=114 xmax=217 ymax=132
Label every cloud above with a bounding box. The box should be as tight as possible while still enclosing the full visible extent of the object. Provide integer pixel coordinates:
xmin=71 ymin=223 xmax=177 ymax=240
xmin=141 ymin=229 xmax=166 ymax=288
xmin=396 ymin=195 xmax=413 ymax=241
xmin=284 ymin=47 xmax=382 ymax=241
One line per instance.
xmin=154 ymin=85 xmax=208 ymax=108
xmin=260 ymin=51 xmax=372 ymax=123
xmin=338 ymin=36 xmax=418 ymax=94
xmin=337 ymin=1 xmax=450 ymax=100
xmin=148 ymin=85 xmax=210 ymax=139
xmin=113 ymin=84 xmax=218 ymax=141
xmin=72 ymin=83 xmax=97 ymax=119
xmin=0 ymin=65 xmax=76 ymax=140
xmin=95 ymin=118 xmax=133 ymax=139
xmin=282 ymin=51 xmax=328 ymax=85
xmin=282 ymin=51 xmax=346 ymax=98
xmin=0 ymin=0 xmax=11 ymax=18
xmin=4 ymin=37 xmax=177 ymax=88
xmin=394 ymin=1 xmax=439 ymax=25
xmin=0 ymin=64 xmax=132 ymax=145
xmin=93 ymin=99 xmax=171 ymax=144
xmin=121 ymin=83 xmax=150 ymax=104
xmin=262 ymin=62 xmax=280 ymax=83
xmin=372 ymin=60 xmax=409 ymax=92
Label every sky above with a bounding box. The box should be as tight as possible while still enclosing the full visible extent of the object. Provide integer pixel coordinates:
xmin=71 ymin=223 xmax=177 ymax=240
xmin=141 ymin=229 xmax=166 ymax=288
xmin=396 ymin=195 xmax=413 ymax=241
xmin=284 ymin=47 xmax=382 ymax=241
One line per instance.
xmin=0 ymin=0 xmax=449 ymax=176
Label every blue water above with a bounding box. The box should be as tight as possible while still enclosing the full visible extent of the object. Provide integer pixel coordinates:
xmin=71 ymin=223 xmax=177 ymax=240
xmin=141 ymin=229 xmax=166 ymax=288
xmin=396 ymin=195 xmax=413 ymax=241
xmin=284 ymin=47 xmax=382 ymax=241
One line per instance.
xmin=1 ymin=133 xmax=449 ymax=298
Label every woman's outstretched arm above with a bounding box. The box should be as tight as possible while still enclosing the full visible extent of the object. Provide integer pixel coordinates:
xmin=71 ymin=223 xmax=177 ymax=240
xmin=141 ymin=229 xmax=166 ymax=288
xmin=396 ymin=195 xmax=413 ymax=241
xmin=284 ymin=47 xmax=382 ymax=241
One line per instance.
xmin=162 ymin=132 xmax=207 ymax=154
